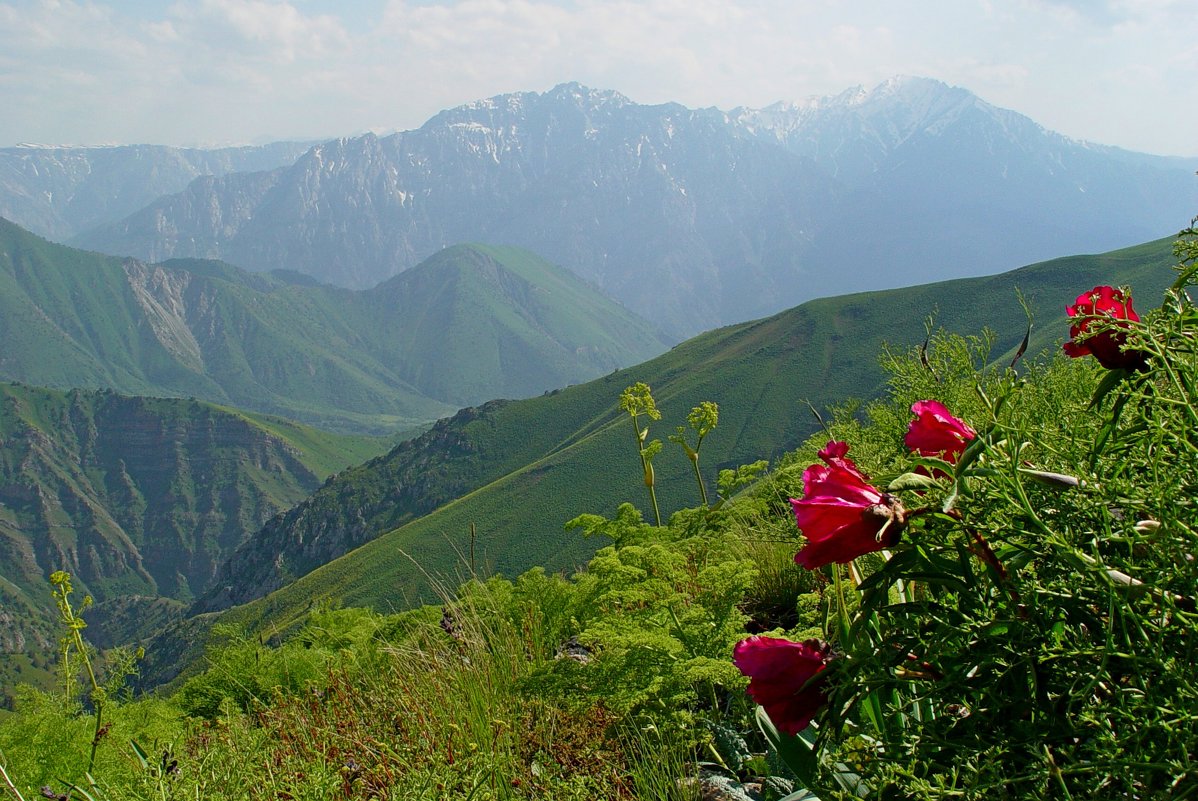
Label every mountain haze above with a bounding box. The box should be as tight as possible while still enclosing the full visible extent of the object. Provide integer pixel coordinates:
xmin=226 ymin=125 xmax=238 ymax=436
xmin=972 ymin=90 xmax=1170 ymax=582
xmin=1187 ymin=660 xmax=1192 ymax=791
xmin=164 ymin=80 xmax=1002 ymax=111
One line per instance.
xmin=73 ymin=78 xmax=1196 ymax=338
xmin=736 ymin=76 xmax=1198 ymax=295
xmin=0 ymin=142 xmax=313 ymax=242
xmin=0 ymin=219 xmax=669 ymax=432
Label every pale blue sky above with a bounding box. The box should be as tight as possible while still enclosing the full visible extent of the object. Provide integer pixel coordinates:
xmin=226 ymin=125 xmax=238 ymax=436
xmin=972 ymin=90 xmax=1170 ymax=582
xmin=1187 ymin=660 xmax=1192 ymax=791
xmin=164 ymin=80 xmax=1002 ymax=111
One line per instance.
xmin=1 ymin=0 xmax=1194 ymax=155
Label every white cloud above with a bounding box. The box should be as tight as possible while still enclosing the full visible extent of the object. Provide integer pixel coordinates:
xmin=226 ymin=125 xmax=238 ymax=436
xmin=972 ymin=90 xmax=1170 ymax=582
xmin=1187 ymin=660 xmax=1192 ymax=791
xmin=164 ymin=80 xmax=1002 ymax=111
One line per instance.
xmin=167 ymin=0 xmax=350 ymax=62
xmin=0 ymin=0 xmax=1193 ymax=155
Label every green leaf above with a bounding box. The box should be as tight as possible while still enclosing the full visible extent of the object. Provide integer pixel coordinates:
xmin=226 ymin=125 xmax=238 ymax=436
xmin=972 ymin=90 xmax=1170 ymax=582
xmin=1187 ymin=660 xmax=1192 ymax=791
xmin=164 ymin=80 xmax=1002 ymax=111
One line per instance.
xmin=887 ymin=472 xmax=941 ymax=492
xmin=857 ymin=547 xmax=970 ymax=600
xmin=954 ymin=434 xmax=987 ymax=474
xmin=756 ymin=706 xmax=819 ymax=790
xmin=130 ymin=738 xmax=150 ymax=770
xmin=1090 ymin=389 xmax=1131 ymax=465
xmin=59 ymin=777 xmax=99 ymax=801
xmin=829 ymin=764 xmax=869 ymax=797
xmin=1172 ymin=254 xmax=1198 ymax=290
xmin=708 ymin=720 xmax=753 ymax=773
xmin=1088 ymin=367 xmax=1130 ymax=410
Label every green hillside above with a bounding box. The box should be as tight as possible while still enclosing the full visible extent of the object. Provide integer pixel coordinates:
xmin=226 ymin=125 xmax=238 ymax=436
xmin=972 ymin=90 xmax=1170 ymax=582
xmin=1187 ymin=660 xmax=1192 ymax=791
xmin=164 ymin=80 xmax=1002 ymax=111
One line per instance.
xmin=360 ymin=244 xmax=671 ymax=405
xmin=0 ymin=219 xmax=670 ymax=433
xmin=0 ymin=382 xmax=389 ymax=701
xmin=164 ymin=235 xmax=1178 ymax=686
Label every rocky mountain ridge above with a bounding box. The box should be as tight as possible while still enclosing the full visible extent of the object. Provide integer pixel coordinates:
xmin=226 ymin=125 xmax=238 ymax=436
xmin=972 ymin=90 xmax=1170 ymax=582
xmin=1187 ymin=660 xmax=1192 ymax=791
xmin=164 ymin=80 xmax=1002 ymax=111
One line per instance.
xmin=70 ymin=77 xmax=1197 ymax=338
xmin=0 ymin=141 xmax=312 ymax=241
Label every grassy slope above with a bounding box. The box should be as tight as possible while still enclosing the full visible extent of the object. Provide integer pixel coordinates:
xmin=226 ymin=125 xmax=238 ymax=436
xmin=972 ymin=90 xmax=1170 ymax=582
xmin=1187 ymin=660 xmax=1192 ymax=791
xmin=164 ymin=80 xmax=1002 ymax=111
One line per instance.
xmin=227 ymin=408 xmax=389 ymax=478
xmin=0 ymin=220 xmax=669 ymax=433
xmin=0 ymin=219 xmax=448 ymax=430
xmin=194 ymin=236 xmax=1178 ymax=649
xmin=189 ymin=241 xmax=685 ymax=609
xmin=0 ymin=222 xmax=189 ymax=395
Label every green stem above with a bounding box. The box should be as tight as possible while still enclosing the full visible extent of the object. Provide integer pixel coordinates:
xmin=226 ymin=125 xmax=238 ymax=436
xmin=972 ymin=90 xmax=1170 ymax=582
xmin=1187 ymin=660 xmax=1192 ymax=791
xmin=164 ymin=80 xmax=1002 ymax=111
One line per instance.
xmin=689 ymin=454 xmax=708 ymax=507
xmin=1162 ymin=363 xmax=1198 ymax=427
xmin=0 ymin=761 xmax=27 ymax=801
xmin=73 ymin=634 xmax=105 ymax=775
xmin=879 ymin=549 xmax=909 ymax=604
xmin=831 ymin=566 xmax=852 ymax=645
xmin=1006 ymin=456 xmax=1055 ymax=539
xmin=641 ymin=454 xmax=661 ymax=527
xmin=54 ymin=581 xmax=105 ymax=775
xmin=666 ymin=603 xmax=698 ymax=659
xmin=631 ymin=414 xmax=661 ymax=526
xmin=1043 ymin=745 xmax=1074 ymax=800
xmin=79 ymin=641 xmax=104 ymax=774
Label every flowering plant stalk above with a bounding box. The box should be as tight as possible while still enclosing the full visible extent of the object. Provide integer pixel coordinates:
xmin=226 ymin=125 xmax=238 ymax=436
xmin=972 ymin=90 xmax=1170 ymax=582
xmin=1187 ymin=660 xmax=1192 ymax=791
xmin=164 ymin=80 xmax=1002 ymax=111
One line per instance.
xmin=50 ymin=571 xmax=107 ymax=777
xmin=619 ymin=382 xmax=664 ymax=526
xmin=669 ymin=401 xmax=719 ymax=507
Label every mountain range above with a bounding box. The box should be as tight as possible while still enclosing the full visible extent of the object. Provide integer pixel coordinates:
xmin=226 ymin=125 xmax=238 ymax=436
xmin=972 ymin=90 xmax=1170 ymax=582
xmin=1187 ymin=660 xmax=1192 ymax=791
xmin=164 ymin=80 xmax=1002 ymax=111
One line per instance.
xmin=0 ymin=219 xmax=669 ymax=432
xmin=54 ymin=77 xmax=1198 ymax=338
xmin=0 ymin=141 xmax=313 ymax=242
xmin=0 ymin=76 xmax=1194 ymax=697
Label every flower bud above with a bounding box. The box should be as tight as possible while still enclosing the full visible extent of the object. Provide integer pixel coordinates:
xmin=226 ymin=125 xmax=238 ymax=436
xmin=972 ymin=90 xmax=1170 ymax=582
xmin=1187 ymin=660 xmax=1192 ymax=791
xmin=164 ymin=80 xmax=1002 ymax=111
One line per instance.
xmin=1062 ymin=285 xmax=1147 ymax=371
xmin=733 ymin=636 xmax=831 ymax=734
xmin=1017 ymin=468 xmax=1080 ymax=490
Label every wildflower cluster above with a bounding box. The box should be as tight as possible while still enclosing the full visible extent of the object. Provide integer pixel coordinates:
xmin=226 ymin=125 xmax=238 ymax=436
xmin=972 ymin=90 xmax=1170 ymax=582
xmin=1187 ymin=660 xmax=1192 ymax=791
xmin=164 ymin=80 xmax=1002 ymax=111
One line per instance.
xmin=736 ymin=401 xmax=976 ymax=735
xmin=734 ymin=249 xmax=1198 ymax=798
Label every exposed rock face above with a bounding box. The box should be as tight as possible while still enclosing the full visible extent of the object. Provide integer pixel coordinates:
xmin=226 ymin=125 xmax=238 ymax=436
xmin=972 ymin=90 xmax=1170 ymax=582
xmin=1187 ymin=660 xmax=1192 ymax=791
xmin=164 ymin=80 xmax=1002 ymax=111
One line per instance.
xmin=74 ymin=78 xmax=1197 ymax=338
xmin=0 ymin=384 xmax=326 ymax=649
xmin=79 ymin=86 xmax=826 ymax=338
xmin=92 ymin=170 xmax=284 ymax=265
xmin=123 ymin=260 xmax=206 ymax=373
xmin=0 ymin=604 xmax=50 ymax=653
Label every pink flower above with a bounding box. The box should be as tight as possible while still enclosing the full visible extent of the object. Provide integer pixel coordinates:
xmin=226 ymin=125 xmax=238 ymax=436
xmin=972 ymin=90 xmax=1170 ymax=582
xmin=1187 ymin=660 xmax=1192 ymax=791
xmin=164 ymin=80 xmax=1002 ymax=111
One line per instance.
xmin=790 ymin=441 xmax=904 ymax=570
xmin=905 ymin=400 xmax=976 ymax=462
xmin=733 ymin=636 xmax=832 ymax=734
xmin=1062 ymin=285 xmax=1147 ymax=371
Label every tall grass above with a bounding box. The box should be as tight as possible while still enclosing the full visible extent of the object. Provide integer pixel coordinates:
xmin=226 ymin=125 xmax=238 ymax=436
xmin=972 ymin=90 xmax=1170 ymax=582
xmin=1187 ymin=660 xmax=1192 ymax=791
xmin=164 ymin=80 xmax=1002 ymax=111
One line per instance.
xmin=0 ymin=573 xmax=707 ymax=800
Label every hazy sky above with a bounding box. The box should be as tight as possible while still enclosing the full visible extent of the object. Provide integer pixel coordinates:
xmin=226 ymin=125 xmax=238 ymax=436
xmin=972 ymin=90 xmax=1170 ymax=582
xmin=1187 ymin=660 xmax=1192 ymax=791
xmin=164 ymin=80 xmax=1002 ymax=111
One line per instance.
xmin=1 ymin=0 xmax=1194 ymax=155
